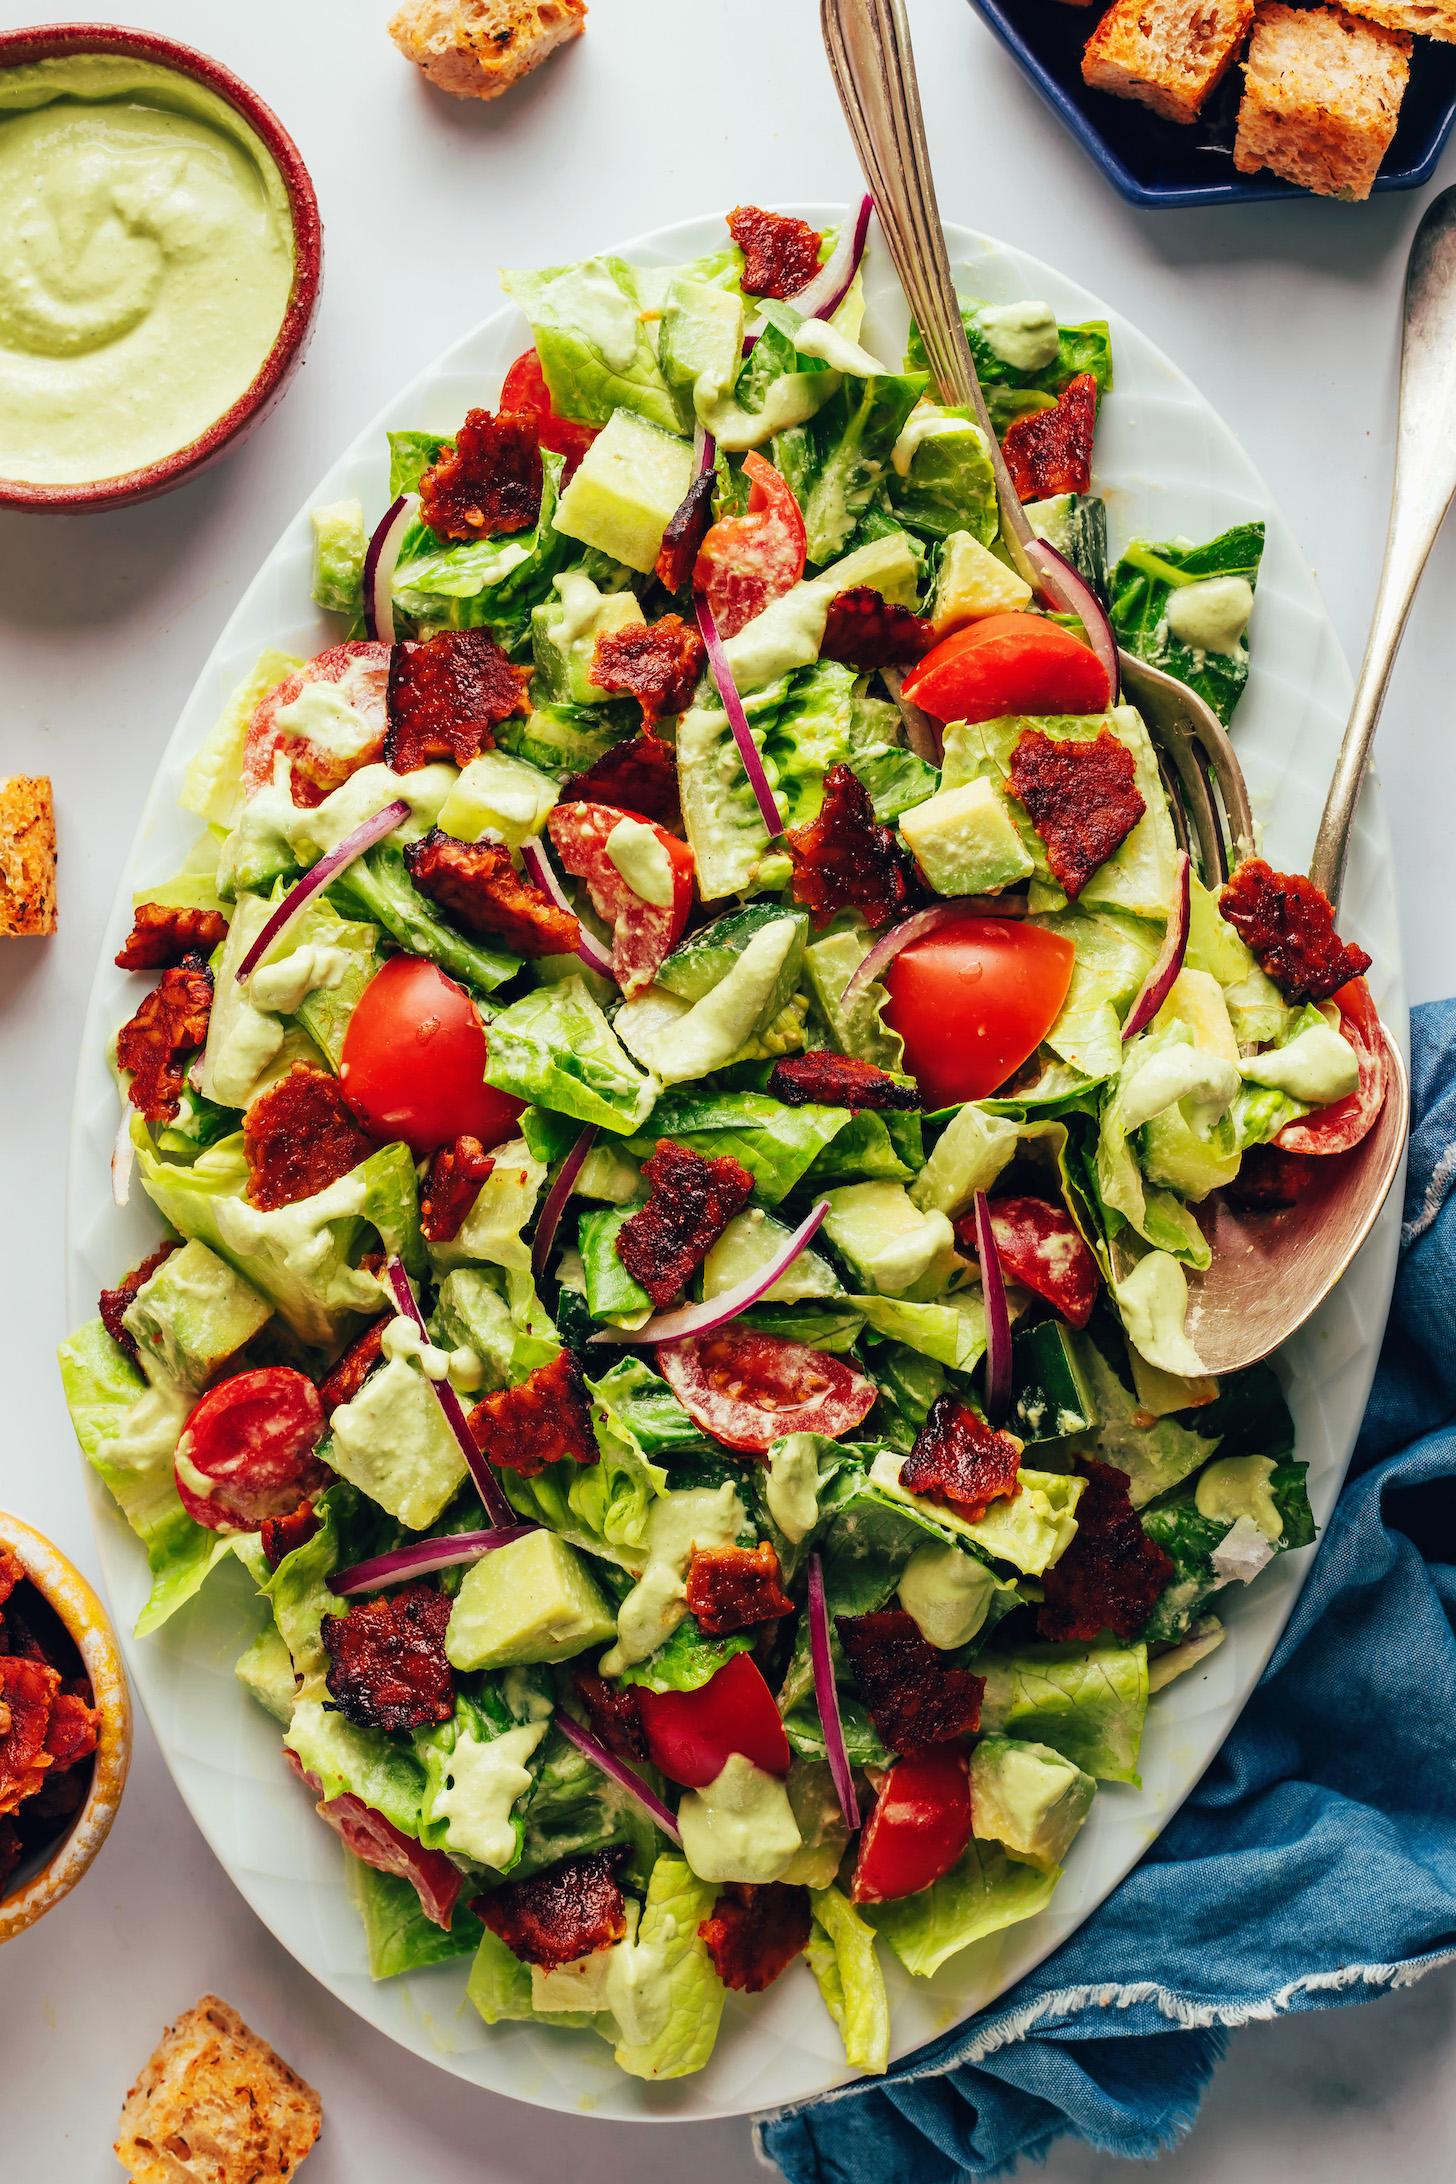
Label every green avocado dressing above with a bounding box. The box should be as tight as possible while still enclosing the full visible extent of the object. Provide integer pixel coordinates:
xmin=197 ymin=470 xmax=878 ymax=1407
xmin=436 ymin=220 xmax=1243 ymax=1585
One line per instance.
xmin=0 ymin=54 xmax=294 ymax=485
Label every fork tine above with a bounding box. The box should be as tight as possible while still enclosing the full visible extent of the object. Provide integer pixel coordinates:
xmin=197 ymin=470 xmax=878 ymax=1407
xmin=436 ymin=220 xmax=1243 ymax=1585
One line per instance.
xmin=1120 ymin=657 xmax=1230 ymax=882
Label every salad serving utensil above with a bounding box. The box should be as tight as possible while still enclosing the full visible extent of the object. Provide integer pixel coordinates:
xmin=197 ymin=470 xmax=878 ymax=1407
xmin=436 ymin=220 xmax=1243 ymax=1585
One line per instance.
xmin=820 ymin=0 xmax=1433 ymax=1375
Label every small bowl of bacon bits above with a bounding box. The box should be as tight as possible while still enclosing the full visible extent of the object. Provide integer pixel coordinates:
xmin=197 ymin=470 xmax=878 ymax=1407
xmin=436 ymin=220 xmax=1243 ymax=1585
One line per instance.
xmin=0 ymin=1513 xmax=131 ymax=1942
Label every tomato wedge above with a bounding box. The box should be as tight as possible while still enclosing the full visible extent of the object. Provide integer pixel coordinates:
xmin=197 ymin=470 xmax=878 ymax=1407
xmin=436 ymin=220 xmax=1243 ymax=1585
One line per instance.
xmin=1274 ymin=977 xmax=1390 ymax=1156
xmin=499 ymin=347 xmax=599 ymax=475
xmin=900 ymin=613 xmax=1111 ymax=726
xmin=175 ymin=1368 xmax=327 ymax=1532
xmin=242 ymin=641 xmax=391 ymax=807
xmin=851 ymin=1746 xmax=973 ymax=1904
xmin=638 ymin=1653 xmax=790 ymax=1789
xmin=546 ymin=800 xmax=694 ymax=997
xmin=884 ymin=917 xmax=1076 ymax=1109
xmin=693 ymin=448 xmax=806 ymax=638
xmin=340 ymin=954 xmax=524 ymax=1158
xmin=965 ymin=1195 xmax=1099 ymax=1328
xmin=657 ymin=1329 xmax=877 ymax=1453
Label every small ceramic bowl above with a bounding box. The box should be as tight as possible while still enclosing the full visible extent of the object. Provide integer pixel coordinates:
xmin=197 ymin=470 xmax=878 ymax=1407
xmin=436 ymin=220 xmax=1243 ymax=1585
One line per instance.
xmin=0 ymin=23 xmax=323 ymax=511
xmin=0 ymin=1511 xmax=132 ymax=1942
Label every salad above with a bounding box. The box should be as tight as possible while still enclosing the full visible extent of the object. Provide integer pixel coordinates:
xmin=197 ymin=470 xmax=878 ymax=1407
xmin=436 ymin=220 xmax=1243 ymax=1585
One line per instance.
xmin=61 ymin=201 xmax=1387 ymax=2083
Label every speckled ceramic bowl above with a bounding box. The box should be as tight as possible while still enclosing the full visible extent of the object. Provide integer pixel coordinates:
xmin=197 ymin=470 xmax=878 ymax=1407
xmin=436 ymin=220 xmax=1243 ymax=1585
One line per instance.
xmin=0 ymin=23 xmax=323 ymax=512
xmin=0 ymin=1511 xmax=131 ymax=1942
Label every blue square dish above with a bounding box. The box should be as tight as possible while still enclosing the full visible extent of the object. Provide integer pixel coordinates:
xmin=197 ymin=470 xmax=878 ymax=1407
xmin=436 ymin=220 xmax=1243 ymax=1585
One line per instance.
xmin=967 ymin=0 xmax=1456 ymax=205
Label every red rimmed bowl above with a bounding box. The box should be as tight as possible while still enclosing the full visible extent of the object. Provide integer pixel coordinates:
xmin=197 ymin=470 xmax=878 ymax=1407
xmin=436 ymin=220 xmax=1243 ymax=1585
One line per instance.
xmin=0 ymin=23 xmax=322 ymax=512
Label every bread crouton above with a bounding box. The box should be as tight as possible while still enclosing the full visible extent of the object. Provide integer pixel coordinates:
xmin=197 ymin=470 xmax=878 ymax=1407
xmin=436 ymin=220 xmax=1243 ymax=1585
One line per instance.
xmin=389 ymin=0 xmax=586 ymax=100
xmin=1342 ymin=0 xmax=1456 ymax=42
xmin=1234 ymin=3 xmax=1410 ymax=198
xmin=1082 ymin=0 xmax=1255 ymax=123
xmin=115 ymin=1995 xmax=321 ymax=2184
xmin=0 ymin=776 xmax=57 ymax=937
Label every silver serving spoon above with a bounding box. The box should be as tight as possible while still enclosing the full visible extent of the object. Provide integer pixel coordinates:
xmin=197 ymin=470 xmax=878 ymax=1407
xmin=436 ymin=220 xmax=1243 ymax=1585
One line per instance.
xmin=820 ymin=0 xmax=1436 ymax=1375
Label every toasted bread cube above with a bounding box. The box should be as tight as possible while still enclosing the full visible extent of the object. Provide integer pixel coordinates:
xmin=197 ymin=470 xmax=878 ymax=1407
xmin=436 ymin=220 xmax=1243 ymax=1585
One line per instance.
xmin=115 ymin=1996 xmax=321 ymax=2184
xmin=1082 ymin=0 xmax=1255 ymax=123
xmin=0 ymin=775 xmax=57 ymax=937
xmin=389 ymin=0 xmax=586 ymax=100
xmin=1343 ymin=0 xmax=1456 ymax=42
xmin=1234 ymin=3 xmax=1411 ymax=198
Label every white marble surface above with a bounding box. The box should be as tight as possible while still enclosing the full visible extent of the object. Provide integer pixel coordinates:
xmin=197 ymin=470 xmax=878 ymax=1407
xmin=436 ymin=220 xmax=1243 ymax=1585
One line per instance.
xmin=1 ymin=0 xmax=1454 ymax=2174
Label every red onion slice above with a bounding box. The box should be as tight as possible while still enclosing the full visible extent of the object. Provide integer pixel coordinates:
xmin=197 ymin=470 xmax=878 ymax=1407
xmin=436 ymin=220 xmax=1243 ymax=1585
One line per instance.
xmin=1121 ymin=850 xmax=1191 ymax=1042
xmin=590 ymin=1199 xmax=829 ymax=1346
xmin=519 ymin=837 xmax=616 ymax=981
xmin=363 ymin=494 xmax=414 ymax=644
xmin=554 ymin=1712 xmax=682 ymax=1845
xmin=694 ymin=588 xmax=784 ymax=838
xmin=972 ymin=1188 xmax=1012 ymax=1426
xmin=808 ymin=1553 xmax=860 ymax=1831
xmin=790 ymin=193 xmax=875 ymax=323
xmin=334 ymin=1527 xmax=535 ymax=1595
xmin=842 ymin=901 xmax=1026 ymax=1010
xmin=235 ymin=798 xmax=410 ymax=983
xmin=111 ymin=1110 xmax=134 ymax=1209
xmin=1024 ymin=538 xmax=1120 ymax=704
xmin=531 ymin=1124 xmax=599 ymax=1285
xmin=383 ymin=1256 xmax=516 ymax=1529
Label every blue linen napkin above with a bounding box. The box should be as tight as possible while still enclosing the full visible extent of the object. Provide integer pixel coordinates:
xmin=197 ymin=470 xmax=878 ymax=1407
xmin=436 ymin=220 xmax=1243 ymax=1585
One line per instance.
xmin=759 ymin=998 xmax=1456 ymax=2184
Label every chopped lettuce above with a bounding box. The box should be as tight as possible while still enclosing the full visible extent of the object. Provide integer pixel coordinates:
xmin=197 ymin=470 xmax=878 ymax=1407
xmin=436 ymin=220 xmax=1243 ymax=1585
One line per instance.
xmin=347 ymin=1859 xmax=482 ymax=1981
xmin=626 ymin=1088 xmax=852 ymax=1203
xmin=390 ymin=450 xmax=573 ymax=637
xmin=869 ymin=1838 xmax=1062 ymax=1978
xmin=180 ymin=650 xmax=301 ymax=831
xmin=329 ymin=842 xmax=519 ymax=997
xmin=908 ymin=303 xmax=1113 ymax=399
xmin=980 ymin=1640 xmax=1149 ymax=1784
xmin=485 ymin=978 xmax=659 ymax=1135
xmin=1110 ymin=524 xmax=1265 ymax=727
xmin=807 ymin=1886 xmax=890 ymax=2074
xmin=613 ymin=1854 xmax=726 ymax=2079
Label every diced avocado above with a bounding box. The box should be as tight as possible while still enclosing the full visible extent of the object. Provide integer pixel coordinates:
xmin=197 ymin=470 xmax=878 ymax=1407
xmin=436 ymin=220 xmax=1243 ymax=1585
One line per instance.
xmin=323 ymin=1356 xmax=466 ymax=1529
xmin=531 ymin=573 xmax=646 ymax=706
xmin=235 ymin=1623 xmax=297 ymax=1724
xmin=931 ymin=530 xmax=1032 ymax=633
xmin=1011 ymin=1319 xmax=1098 ymax=1443
xmin=438 ymin=751 xmax=560 ymax=848
xmin=970 ymin=1734 xmax=1095 ymax=1871
xmin=311 ymin=498 xmax=367 ymax=617
xmin=898 ymin=778 xmax=1034 ymax=897
xmin=122 ymin=1240 xmax=272 ymax=1394
xmin=702 ymin=1209 xmax=843 ymax=1305
xmin=446 ymin=1529 xmax=617 ymax=1669
xmin=898 ymin=1539 xmax=1001 ymax=1649
xmin=614 ymin=915 xmax=804 ymax=1084
xmin=553 ymin=410 xmax=695 ymax=575
xmin=721 ymin=532 xmax=922 ymax=693
xmin=1027 ymin=493 xmax=1110 ymax=601
xmin=656 ymin=903 xmax=808 ymax=1002
xmin=658 ymin=277 xmax=744 ymax=410
xmin=822 ymin=1181 xmax=960 ymax=1299
xmin=1194 ymin=1453 xmax=1283 ymax=1540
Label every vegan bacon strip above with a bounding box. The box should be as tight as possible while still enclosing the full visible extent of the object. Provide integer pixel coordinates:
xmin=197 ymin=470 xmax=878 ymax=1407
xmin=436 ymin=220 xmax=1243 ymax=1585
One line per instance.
xmin=558 ymin=732 xmax=681 ymax=829
xmin=476 ymin=1848 xmax=627 ymax=1970
xmin=616 ymin=1140 xmax=755 ymax=1307
xmin=115 ymin=901 xmax=228 ymax=972
xmin=787 ymin=763 xmax=915 ymax=932
xmin=1037 ymin=1459 xmax=1174 ymax=1643
xmin=260 ymin=1500 xmax=323 ymax=1571
xmin=1225 ymin=1143 xmax=1315 ymax=1214
xmin=319 ymin=1316 xmax=388 ymax=1414
xmin=1218 ymin=858 xmax=1372 ymax=1003
xmin=386 ymin=629 xmax=530 ymax=773
xmin=0 ymin=1656 xmax=59 ymax=1817
xmin=700 ymin=1881 xmax=812 ymax=1992
xmin=655 ymin=469 xmax=716 ymax=595
xmin=1002 ymin=372 xmax=1099 ymax=502
xmin=243 ymin=1064 xmax=375 ymax=1212
xmin=768 ymin=1051 xmax=919 ymax=1112
xmin=835 ymin=1609 xmax=984 ymax=1754
xmin=420 ymin=1134 xmax=495 ymax=1243
xmin=902 ymin=1396 xmax=1023 ymax=1523
xmin=418 ymin=407 xmax=542 ymax=540
xmin=572 ymin=1668 xmax=646 ymax=1763
xmin=44 ymin=1686 xmax=100 ymax=1771
xmin=727 ymin=203 xmax=824 ymax=299
xmin=405 ymin=828 xmax=580 ymax=956
xmin=1007 ymin=727 xmax=1146 ymax=900
xmin=116 ymin=953 xmax=214 ymax=1124
xmin=819 ymin=588 xmax=934 ymax=671
xmin=468 ymin=1348 xmax=598 ymax=1479
xmin=320 ymin=1581 xmax=456 ymax=1734
xmin=589 ymin=614 xmax=705 ymax=728
xmin=99 ymin=1239 xmax=179 ymax=1362
xmin=684 ymin=1542 xmax=794 ymax=1636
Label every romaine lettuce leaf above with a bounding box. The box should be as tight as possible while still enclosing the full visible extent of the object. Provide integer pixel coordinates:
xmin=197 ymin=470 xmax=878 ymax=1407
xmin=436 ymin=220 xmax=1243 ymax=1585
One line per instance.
xmin=613 ymin=1854 xmax=725 ymax=2079
xmin=979 ymin=1639 xmax=1148 ymax=1783
xmin=328 ymin=841 xmax=519 ymax=997
xmin=1110 ymin=525 xmax=1265 ymax=727
xmin=868 ymin=1837 xmax=1061 ymax=1977
xmin=804 ymin=923 xmax=906 ymax=1073
xmin=387 ymin=429 xmax=451 ymax=497
xmin=1066 ymin=1334 xmax=1219 ymax=1507
xmin=791 ymin=371 xmax=928 ymax=565
xmin=908 ymin=304 xmax=1113 ymax=398
xmin=431 ymin=1266 xmax=561 ymax=1389
xmin=806 ymin=1886 xmax=890 ymax=2074
xmin=626 ymin=1088 xmax=851 ymax=1203
xmin=347 ymin=1857 xmax=482 ymax=1981
xmin=887 ymin=406 xmax=998 ymax=543
xmin=485 ymin=978 xmax=658 ymax=1135
xmin=286 ymin=1695 xmax=430 ymax=1839
xmin=503 ymin=257 xmax=687 ymax=434
xmin=427 ymin=1137 xmax=546 ymax=1276
xmin=870 ymin=1451 xmax=1083 ymax=1577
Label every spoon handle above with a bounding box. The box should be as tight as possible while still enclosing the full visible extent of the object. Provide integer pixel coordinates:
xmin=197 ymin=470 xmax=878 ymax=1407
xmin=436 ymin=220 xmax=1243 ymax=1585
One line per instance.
xmin=1310 ymin=186 xmax=1456 ymax=902
xmin=819 ymin=0 xmax=1033 ymax=559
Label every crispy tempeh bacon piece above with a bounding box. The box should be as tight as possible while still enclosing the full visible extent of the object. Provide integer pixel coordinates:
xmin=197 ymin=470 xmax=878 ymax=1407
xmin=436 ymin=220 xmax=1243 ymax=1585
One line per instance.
xmin=319 ymin=1317 xmax=388 ymax=1414
xmin=320 ymin=1582 xmax=455 ymax=1733
xmin=768 ymin=1051 xmax=919 ymax=1112
xmin=476 ymin=1848 xmax=627 ymax=1970
xmin=1002 ymin=373 xmax=1098 ymax=501
xmin=404 ymin=828 xmax=579 ymax=956
xmin=1219 ymin=858 xmax=1372 ymax=1003
xmin=558 ymin=732 xmax=681 ymax=829
xmin=421 ymin=1134 xmax=495 ymax=1243
xmin=1007 ymin=727 xmax=1145 ymax=900
xmin=243 ymin=1064 xmax=375 ymax=1212
xmin=787 ymin=763 xmax=915 ymax=932
xmin=616 ymin=1140 xmax=755 ymax=1308
xmin=727 ymin=204 xmax=824 ymax=298
xmin=819 ymin=588 xmax=934 ymax=671
xmin=386 ymin=630 xmax=530 ymax=773
xmin=700 ymin=1882 xmax=812 ymax=1992
xmin=99 ymin=1240 xmax=180 ymax=1363
xmin=1037 ymin=1459 xmax=1174 ymax=1642
xmin=835 ymin=1609 xmax=984 ymax=1754
xmin=468 ymin=1349 xmax=598 ymax=1479
xmin=260 ymin=1500 xmax=323 ymax=1570
xmin=115 ymin=901 xmax=228 ymax=972
xmin=419 ymin=407 xmax=542 ymax=540
xmin=684 ymin=1543 xmax=794 ymax=1636
xmin=589 ymin=614 xmax=705 ymax=727
xmin=116 ymin=955 xmax=213 ymax=1124
xmin=902 ymin=1396 xmax=1023 ymax=1524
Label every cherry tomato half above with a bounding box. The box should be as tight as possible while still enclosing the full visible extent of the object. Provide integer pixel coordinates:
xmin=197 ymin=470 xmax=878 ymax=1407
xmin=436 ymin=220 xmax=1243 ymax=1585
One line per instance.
xmin=958 ymin=1195 xmax=1099 ymax=1329
xmin=885 ymin=916 xmax=1076 ymax=1109
xmin=656 ymin=1329 xmax=877 ymax=1454
xmin=1274 ymin=977 xmax=1390 ymax=1157
xmin=547 ymin=800 xmax=695 ymax=997
xmin=901 ymin=612 xmax=1111 ymax=726
xmin=242 ymin=641 xmax=390 ymax=806
xmin=499 ymin=347 xmax=599 ymax=474
xmin=175 ymin=1367 xmax=327 ymax=1533
xmin=638 ymin=1652 xmax=791 ymax=1789
xmin=851 ymin=1746 xmax=973 ymax=1904
xmin=340 ymin=954 xmax=524 ymax=1159
xmin=694 ymin=449 xmax=807 ymax=638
